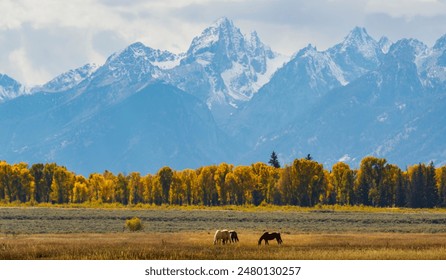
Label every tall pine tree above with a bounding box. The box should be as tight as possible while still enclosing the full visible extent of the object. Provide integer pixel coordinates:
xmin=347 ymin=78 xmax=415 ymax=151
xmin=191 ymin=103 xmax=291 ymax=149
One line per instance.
xmin=268 ymin=151 xmax=280 ymax=168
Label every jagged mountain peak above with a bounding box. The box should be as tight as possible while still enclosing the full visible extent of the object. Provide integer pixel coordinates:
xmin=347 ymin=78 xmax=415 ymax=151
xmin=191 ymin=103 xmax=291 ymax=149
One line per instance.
xmin=172 ymin=17 xmax=286 ymax=122
xmin=347 ymin=26 xmax=369 ymax=39
xmin=247 ymin=31 xmax=271 ymax=54
xmin=0 ymin=74 xmax=27 ymax=102
xmin=36 ymin=63 xmax=99 ymax=93
xmin=328 ymin=27 xmax=383 ymax=81
xmin=337 ymin=26 xmax=380 ymax=57
xmin=186 ymin=17 xmax=245 ymax=59
xmin=344 ymin=27 xmax=373 ymax=43
xmin=295 ymin=44 xmax=318 ymax=57
xmin=286 ymin=44 xmax=347 ymax=91
xmin=433 ymin=34 xmax=446 ymax=50
xmin=107 ymin=42 xmax=182 ymax=71
xmin=86 ymin=42 xmax=164 ymax=92
xmin=0 ymin=74 xmax=22 ymax=88
xmin=378 ymin=36 xmax=392 ymax=54
xmin=106 ymin=42 xmax=154 ymax=64
xmin=212 ymin=16 xmax=235 ymax=30
xmin=388 ymin=38 xmax=428 ymax=61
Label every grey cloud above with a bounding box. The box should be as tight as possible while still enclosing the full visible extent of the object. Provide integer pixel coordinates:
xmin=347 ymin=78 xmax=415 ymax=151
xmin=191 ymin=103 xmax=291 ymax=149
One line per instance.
xmin=364 ymin=13 xmax=446 ymax=47
xmin=92 ymin=30 xmax=127 ymax=58
xmin=23 ymin=25 xmax=92 ymax=75
xmin=0 ymin=24 xmax=99 ymax=85
xmin=168 ymin=0 xmax=369 ymax=49
xmin=98 ymin=0 xmax=148 ymax=7
xmin=167 ymin=0 xmax=446 ymax=52
xmin=0 ymin=29 xmax=22 ymax=79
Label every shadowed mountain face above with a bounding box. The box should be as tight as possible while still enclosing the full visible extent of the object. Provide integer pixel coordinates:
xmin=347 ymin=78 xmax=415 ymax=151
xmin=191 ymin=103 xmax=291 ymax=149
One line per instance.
xmin=229 ymin=35 xmax=446 ymax=168
xmin=0 ymin=82 xmax=233 ymax=174
xmin=1 ymin=20 xmax=446 ymax=174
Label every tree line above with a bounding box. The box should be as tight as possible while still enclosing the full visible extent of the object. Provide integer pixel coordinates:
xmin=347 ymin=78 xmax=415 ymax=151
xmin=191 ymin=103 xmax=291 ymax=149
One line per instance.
xmin=1 ymin=155 xmax=446 ymax=208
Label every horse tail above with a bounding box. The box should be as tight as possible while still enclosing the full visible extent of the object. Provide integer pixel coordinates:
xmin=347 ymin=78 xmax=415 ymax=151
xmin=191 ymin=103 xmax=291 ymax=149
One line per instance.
xmin=277 ymin=233 xmax=283 ymax=244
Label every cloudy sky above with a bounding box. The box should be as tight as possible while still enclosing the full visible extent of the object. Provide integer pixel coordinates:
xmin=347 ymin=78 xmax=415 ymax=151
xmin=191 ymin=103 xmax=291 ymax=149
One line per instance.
xmin=1 ymin=0 xmax=446 ymax=86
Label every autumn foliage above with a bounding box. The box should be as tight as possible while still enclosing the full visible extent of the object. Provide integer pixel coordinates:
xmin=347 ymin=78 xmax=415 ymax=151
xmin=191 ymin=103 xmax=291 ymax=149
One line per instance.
xmin=1 ymin=156 xmax=446 ymax=208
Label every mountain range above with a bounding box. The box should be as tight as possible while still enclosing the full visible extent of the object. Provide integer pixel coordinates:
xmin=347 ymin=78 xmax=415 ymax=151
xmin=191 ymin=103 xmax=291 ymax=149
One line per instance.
xmin=1 ymin=18 xmax=445 ymax=174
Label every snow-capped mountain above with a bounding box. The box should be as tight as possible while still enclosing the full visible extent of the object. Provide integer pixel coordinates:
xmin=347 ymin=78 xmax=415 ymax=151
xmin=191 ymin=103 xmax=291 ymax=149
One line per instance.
xmin=0 ymin=74 xmax=28 ymax=103
xmin=91 ymin=42 xmax=164 ymax=86
xmin=229 ymin=31 xmax=446 ymax=168
xmin=418 ymin=34 xmax=446 ymax=91
xmin=169 ymin=17 xmax=288 ymax=122
xmin=1 ymin=21 xmax=446 ymax=174
xmin=34 ymin=63 xmax=99 ymax=93
xmin=328 ymin=27 xmax=384 ymax=82
xmin=225 ymin=43 xmax=347 ymax=147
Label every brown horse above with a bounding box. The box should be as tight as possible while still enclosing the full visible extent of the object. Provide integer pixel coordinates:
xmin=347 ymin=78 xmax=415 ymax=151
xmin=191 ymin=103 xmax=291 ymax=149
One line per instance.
xmin=229 ymin=230 xmax=239 ymax=243
xmin=258 ymin=232 xmax=283 ymax=245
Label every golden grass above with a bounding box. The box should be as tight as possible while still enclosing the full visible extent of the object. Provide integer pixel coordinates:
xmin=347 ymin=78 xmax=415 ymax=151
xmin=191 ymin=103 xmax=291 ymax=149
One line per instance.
xmin=2 ymin=232 xmax=446 ymax=260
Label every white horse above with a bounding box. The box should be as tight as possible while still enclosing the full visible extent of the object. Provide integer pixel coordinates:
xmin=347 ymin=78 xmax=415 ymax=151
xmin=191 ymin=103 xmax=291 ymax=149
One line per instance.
xmin=213 ymin=229 xmax=230 ymax=245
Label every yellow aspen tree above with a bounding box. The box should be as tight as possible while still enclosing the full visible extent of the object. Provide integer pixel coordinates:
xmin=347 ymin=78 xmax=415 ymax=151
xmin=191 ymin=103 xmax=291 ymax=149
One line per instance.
xmin=157 ymin=167 xmax=173 ymax=204
xmin=50 ymin=166 xmax=74 ymax=204
xmin=142 ymin=174 xmax=154 ymax=204
xmin=180 ymin=169 xmax=197 ymax=205
xmin=169 ymin=171 xmax=183 ymax=205
xmin=128 ymin=172 xmax=143 ymax=205
xmin=331 ymin=162 xmax=355 ymax=205
xmin=436 ymin=166 xmax=446 ymax=206
xmin=73 ymin=175 xmax=89 ymax=203
xmin=88 ymin=173 xmax=105 ymax=203
xmin=197 ymin=165 xmax=217 ymax=206
xmin=214 ymin=163 xmax=233 ymax=205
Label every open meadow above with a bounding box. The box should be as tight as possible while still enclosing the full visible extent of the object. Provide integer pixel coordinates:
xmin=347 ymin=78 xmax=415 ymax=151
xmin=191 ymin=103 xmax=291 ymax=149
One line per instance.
xmin=2 ymin=206 xmax=446 ymax=259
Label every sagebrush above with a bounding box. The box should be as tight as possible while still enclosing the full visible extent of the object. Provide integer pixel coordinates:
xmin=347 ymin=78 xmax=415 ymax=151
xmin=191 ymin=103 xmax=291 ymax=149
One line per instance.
xmin=125 ymin=217 xmax=143 ymax=232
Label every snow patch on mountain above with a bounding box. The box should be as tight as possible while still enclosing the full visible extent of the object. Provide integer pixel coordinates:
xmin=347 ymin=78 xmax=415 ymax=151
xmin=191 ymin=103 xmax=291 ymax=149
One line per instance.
xmin=374 ymin=126 xmax=417 ymax=157
xmin=166 ymin=17 xmax=289 ymax=122
xmin=417 ymin=35 xmax=446 ymax=86
xmin=0 ymin=74 xmax=29 ymax=102
xmin=36 ymin=63 xmax=99 ymax=93
xmin=379 ymin=36 xmax=393 ymax=54
xmin=329 ymin=26 xmax=384 ymax=81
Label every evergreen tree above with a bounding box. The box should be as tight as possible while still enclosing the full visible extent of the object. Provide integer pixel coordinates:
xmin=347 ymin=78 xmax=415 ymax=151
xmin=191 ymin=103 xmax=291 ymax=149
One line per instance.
xmin=268 ymin=151 xmax=281 ymax=168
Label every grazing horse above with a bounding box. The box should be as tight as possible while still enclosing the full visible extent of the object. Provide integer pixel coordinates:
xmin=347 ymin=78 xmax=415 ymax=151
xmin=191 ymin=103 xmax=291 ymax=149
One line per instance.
xmin=214 ymin=229 xmax=230 ymax=245
xmin=229 ymin=230 xmax=239 ymax=243
xmin=258 ymin=232 xmax=283 ymax=245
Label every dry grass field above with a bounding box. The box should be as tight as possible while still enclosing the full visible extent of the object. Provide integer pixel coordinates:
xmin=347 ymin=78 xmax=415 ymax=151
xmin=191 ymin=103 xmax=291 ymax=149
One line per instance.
xmin=2 ymin=206 xmax=446 ymax=259
xmin=2 ymin=232 xmax=446 ymax=260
